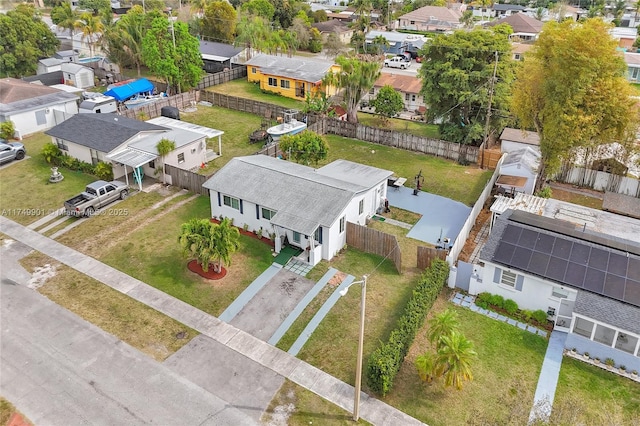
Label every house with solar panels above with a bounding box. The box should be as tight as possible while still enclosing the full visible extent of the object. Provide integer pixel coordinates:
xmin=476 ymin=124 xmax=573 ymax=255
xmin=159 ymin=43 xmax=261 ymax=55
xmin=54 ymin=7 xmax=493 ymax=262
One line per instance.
xmin=470 ymin=196 xmax=640 ymax=371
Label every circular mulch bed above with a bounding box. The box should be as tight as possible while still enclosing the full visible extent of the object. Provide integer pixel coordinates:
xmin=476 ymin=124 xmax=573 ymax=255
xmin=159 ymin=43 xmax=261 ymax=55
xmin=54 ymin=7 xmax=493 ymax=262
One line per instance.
xmin=187 ymin=260 xmax=227 ymax=280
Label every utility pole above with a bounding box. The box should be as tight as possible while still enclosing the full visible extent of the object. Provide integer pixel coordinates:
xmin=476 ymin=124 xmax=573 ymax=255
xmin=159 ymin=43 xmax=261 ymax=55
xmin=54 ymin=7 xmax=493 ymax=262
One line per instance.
xmin=481 ymin=51 xmax=499 ymax=169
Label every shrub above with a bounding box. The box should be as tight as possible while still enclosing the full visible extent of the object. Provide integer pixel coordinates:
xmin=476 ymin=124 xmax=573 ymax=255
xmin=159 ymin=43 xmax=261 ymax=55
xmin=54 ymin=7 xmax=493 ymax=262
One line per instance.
xmin=520 ymin=309 xmax=533 ymax=322
xmin=41 ymin=143 xmax=63 ymax=164
xmin=532 ymin=310 xmax=548 ymax=324
xmin=0 ymin=120 xmax=15 ymax=140
xmin=366 ymin=259 xmax=449 ymax=396
xmin=93 ymin=162 xmax=113 ymax=181
xmin=535 ymin=185 xmax=553 ymax=198
xmin=476 ymin=299 xmax=489 ymax=309
xmin=489 ymin=294 xmax=505 ymax=309
xmin=605 ymin=357 xmax=615 ymax=367
xmin=476 ymin=292 xmax=491 ymax=304
xmin=503 ymin=299 xmax=518 ymax=315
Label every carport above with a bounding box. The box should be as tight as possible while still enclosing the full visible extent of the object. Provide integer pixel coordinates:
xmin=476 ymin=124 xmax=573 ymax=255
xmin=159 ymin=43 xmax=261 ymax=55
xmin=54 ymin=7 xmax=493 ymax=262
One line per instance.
xmin=107 ymin=148 xmax=157 ymax=191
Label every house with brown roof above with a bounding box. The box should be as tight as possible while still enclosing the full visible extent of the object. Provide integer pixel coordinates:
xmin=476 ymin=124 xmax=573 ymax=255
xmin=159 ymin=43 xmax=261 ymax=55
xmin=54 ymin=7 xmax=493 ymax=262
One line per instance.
xmin=623 ymin=52 xmax=640 ymax=82
xmin=397 ymin=5 xmax=463 ymax=33
xmin=485 ymin=13 xmax=543 ymax=41
xmin=499 ymin=127 xmax=540 ymax=154
xmin=0 ymin=78 xmax=78 ymax=138
xmin=511 ymin=42 xmax=534 ymax=61
xmin=362 ymin=73 xmax=425 ymax=114
xmin=312 ymin=20 xmax=354 ymax=45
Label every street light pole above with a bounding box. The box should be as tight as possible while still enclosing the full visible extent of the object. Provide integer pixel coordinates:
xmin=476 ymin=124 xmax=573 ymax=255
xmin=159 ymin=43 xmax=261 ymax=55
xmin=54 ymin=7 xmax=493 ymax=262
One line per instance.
xmin=340 ymin=275 xmax=368 ymax=421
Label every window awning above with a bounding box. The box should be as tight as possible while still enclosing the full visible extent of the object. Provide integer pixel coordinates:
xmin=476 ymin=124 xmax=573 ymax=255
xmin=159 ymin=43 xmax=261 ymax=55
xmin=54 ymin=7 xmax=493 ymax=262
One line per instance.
xmin=107 ymin=148 xmax=157 ymax=169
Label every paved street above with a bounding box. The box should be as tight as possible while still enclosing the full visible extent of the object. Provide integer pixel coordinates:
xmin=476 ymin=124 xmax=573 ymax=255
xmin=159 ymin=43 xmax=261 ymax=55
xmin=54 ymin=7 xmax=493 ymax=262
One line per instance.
xmin=0 ymin=240 xmax=256 ymax=426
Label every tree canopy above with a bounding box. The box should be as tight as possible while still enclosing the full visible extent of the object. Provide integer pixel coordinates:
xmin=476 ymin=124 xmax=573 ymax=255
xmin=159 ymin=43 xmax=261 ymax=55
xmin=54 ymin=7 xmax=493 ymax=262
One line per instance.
xmin=142 ymin=16 xmax=203 ymax=94
xmin=371 ymin=85 xmax=404 ymax=122
xmin=279 ymin=131 xmax=329 ymax=166
xmin=0 ymin=5 xmax=59 ymax=77
xmin=511 ymin=18 xmax=639 ymax=182
xmin=201 ymin=0 xmax=237 ymax=43
xmin=178 ymin=218 xmax=240 ymax=273
xmin=77 ymin=0 xmax=110 ymax=15
xmin=418 ymin=25 xmax=516 ymax=145
xmin=323 ymin=54 xmax=381 ymax=123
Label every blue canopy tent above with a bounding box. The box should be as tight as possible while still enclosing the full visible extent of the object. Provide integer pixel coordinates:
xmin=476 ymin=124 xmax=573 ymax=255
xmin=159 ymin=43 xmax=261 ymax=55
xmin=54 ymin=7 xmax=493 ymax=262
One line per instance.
xmin=104 ymin=78 xmax=155 ymax=101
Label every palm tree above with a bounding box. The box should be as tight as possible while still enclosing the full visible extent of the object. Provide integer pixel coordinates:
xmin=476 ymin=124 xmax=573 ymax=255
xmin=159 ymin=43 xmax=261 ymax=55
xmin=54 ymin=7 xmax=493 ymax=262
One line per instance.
xmin=156 ymin=138 xmax=176 ymax=185
xmin=435 ymin=331 xmax=477 ymax=390
xmin=52 ymin=2 xmax=79 ymax=39
xmin=415 ymin=352 xmax=437 ymax=383
xmin=210 ymin=217 xmax=240 ymax=273
xmin=75 ymin=12 xmax=105 ymax=57
xmin=426 ymin=309 xmax=459 ymax=350
xmin=235 ymin=15 xmax=271 ymax=59
xmin=371 ymin=35 xmax=389 ymax=55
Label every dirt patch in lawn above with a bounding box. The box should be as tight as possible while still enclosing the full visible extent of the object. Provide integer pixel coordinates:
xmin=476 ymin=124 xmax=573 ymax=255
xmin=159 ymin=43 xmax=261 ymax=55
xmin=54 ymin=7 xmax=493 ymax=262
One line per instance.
xmin=187 ymin=260 xmax=227 ymax=280
xmin=328 ymin=271 xmax=347 ymax=286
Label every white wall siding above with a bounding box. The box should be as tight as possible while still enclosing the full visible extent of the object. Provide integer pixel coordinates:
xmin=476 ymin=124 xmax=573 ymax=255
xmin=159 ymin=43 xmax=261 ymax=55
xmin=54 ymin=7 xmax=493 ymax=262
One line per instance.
xmin=164 ymin=138 xmax=207 ymax=174
xmin=9 ymin=100 xmax=78 ymax=137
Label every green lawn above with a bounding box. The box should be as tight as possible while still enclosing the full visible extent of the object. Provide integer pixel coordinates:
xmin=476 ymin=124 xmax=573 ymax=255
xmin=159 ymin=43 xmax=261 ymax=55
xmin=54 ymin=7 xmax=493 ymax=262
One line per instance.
xmin=98 ymin=196 xmax=274 ymax=316
xmin=0 ymin=132 xmax=96 ymax=225
xmin=205 ymin=79 xmax=305 ymax=110
xmin=552 ymin=357 xmax=640 ymax=424
xmin=357 ymin=113 xmax=440 ymax=139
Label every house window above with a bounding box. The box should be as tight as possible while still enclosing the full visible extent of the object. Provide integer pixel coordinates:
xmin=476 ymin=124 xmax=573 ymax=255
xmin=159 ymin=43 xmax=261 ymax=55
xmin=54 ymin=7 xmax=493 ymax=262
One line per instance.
xmin=632 ymin=67 xmax=639 ymax=80
xmin=293 ymin=231 xmax=301 ymax=243
xmin=56 ymin=138 xmax=68 ymax=151
xmin=551 ymin=287 xmax=569 ymax=299
xmin=514 ymin=53 xmax=521 ymax=61
xmin=500 ymin=270 xmax=517 ymax=287
xmin=593 ymin=324 xmax=615 ymax=346
xmin=410 ymin=20 xmax=415 ymax=24
xmin=405 ymin=93 xmax=410 ymax=101
xmin=251 ymin=67 xmax=256 ymax=74
xmin=615 ymin=333 xmax=639 ymax=354
xmin=35 ymin=109 xmax=47 ymax=125
xmin=268 ymin=77 xmax=277 ymax=87
xmin=359 ymin=199 xmax=364 ymax=215
xmin=314 ymin=226 xmax=322 ymax=244
xmin=411 ymin=95 xmax=416 ymax=102
xmin=261 ymin=207 xmax=276 ymax=220
xmin=339 ymin=216 xmax=345 ymax=233
xmin=149 ymin=160 xmax=155 ymax=169
xmin=280 ymin=80 xmax=290 ymax=89
xmin=177 ymin=153 xmax=185 ymax=164
xmin=369 ymin=87 xmax=375 ymax=95
xmin=572 ymin=317 xmax=594 ymax=338
xmin=223 ymin=195 xmax=240 ymax=210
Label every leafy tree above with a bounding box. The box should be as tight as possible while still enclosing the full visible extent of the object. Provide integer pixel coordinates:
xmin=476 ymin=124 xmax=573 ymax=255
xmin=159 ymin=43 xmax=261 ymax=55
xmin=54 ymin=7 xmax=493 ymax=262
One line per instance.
xmin=241 ymin=0 xmax=275 ymax=20
xmin=425 ymin=309 xmax=460 ymax=350
xmin=323 ymin=54 xmax=381 ymax=123
xmin=290 ymin=15 xmax=311 ymax=51
xmin=308 ymin=27 xmax=323 ymax=53
xmin=0 ymin=5 xmax=59 ymax=77
xmin=78 ymin=0 xmax=110 ymax=14
xmin=324 ymin=32 xmax=346 ymax=59
xmin=272 ymin=0 xmax=297 ymax=29
xmin=370 ymin=85 xmax=404 ymax=122
xmin=303 ymin=92 xmax=332 ymax=116
xmin=142 ymin=16 xmax=203 ymax=94
xmin=511 ymin=18 xmax=639 ymax=185
xmin=460 ymin=10 xmax=474 ymax=28
xmin=51 ymin=2 xmax=79 ymax=38
xmin=371 ymin=35 xmax=389 ymax=54
xmin=311 ymin=10 xmax=328 ymax=22
xmin=103 ymin=6 xmax=149 ymax=76
xmin=279 ymin=131 xmax=329 ymax=166
xmin=418 ymin=25 xmax=516 ymax=145
xmin=156 ymin=138 xmax=176 ymax=185
xmin=190 ymin=0 xmax=209 ymax=15
xmin=235 ymin=14 xmax=272 ymax=59
xmin=144 ymin=0 xmax=166 ymax=11
xmin=201 ymin=0 xmax=237 ymax=43
xmin=0 ymin=121 xmax=15 ymax=140
xmin=75 ymin=12 xmax=105 ymax=58
xmin=178 ymin=218 xmax=240 ymax=273
xmin=434 ymin=331 xmax=476 ymax=390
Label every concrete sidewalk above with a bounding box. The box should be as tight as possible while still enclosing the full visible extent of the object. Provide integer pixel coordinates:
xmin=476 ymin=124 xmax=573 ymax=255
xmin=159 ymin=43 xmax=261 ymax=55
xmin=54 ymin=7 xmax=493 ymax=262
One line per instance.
xmin=0 ymin=216 xmax=426 ymax=426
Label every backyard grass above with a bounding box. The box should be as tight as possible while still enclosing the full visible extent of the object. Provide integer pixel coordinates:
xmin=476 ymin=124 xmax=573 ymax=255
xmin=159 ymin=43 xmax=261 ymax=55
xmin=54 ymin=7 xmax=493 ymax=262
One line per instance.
xmin=368 ymin=220 xmax=426 ymax=269
xmin=0 ymin=398 xmax=30 ymax=426
xmin=205 ymin=79 xmax=305 ymax=110
xmin=97 ymin=196 xmax=275 ymax=316
xmin=0 ymin=132 xmax=96 ymax=225
xmin=552 ymin=357 xmax=640 ymax=424
xmin=550 ymin=188 xmax=603 ymax=210
xmin=385 ymin=296 xmax=548 ymax=425
xmin=377 ymin=206 xmax=422 ymax=225
xmin=263 ymin=380 xmax=371 ymax=425
xmin=19 ymin=251 xmax=197 ymax=362
xmin=357 ymin=113 xmax=440 ymax=139
xmin=321 ymin=134 xmax=492 ymax=206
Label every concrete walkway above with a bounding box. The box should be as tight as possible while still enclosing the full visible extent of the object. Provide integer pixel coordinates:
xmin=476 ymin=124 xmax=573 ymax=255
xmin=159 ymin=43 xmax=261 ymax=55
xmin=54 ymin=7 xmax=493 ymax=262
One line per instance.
xmin=0 ymin=216 xmax=426 ymax=426
xmin=529 ymin=331 xmax=568 ymax=423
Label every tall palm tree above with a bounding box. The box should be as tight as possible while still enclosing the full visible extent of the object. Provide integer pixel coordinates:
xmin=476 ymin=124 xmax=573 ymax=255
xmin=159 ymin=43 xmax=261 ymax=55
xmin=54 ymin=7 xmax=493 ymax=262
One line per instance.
xmin=156 ymin=138 xmax=176 ymax=185
xmin=75 ymin=12 xmax=105 ymax=57
xmin=51 ymin=2 xmax=79 ymax=39
xmin=426 ymin=309 xmax=459 ymax=350
xmin=210 ymin=218 xmax=240 ymax=273
xmin=371 ymin=35 xmax=389 ymax=55
xmin=435 ymin=331 xmax=477 ymax=390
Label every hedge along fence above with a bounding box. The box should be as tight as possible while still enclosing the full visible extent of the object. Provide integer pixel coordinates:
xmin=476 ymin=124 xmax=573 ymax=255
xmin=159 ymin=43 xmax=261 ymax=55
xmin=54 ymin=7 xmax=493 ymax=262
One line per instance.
xmin=366 ymin=259 xmax=450 ymax=396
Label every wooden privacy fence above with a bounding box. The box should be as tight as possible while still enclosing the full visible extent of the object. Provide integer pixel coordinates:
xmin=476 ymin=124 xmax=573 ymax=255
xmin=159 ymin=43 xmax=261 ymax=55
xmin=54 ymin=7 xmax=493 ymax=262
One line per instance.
xmin=197 ymin=67 xmax=247 ymax=90
xmin=119 ymin=91 xmax=198 ymax=120
xmin=199 ymin=91 xmax=296 ymax=120
xmin=417 ymin=246 xmax=447 ymax=270
xmin=255 ymin=142 xmax=282 ymax=157
xmin=165 ymin=164 xmax=211 ymax=196
xmin=346 ymin=222 xmax=402 ymax=273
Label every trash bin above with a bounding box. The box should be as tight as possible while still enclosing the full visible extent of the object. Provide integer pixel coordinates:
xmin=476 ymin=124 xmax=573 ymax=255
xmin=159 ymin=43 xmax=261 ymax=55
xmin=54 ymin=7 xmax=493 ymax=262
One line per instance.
xmin=161 ymin=106 xmax=180 ymax=120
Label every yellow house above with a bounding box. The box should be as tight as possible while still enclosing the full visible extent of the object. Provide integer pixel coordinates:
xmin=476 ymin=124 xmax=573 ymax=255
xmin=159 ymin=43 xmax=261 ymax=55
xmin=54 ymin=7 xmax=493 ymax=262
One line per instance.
xmin=245 ymin=54 xmax=340 ymax=100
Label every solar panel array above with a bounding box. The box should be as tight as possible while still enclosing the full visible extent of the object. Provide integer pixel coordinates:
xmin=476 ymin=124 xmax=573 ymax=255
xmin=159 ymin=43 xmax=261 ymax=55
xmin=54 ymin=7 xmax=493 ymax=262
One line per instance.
xmin=493 ymin=224 xmax=640 ymax=308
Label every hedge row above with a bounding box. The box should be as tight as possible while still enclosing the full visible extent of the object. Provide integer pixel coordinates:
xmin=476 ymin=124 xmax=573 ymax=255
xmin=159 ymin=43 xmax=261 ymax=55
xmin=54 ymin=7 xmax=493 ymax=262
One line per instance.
xmin=366 ymin=259 xmax=449 ymax=396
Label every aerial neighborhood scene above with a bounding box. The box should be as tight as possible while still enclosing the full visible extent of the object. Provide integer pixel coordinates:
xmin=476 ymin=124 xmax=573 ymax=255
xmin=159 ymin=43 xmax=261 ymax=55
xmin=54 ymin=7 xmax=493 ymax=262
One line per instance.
xmin=2 ymin=0 xmax=640 ymax=423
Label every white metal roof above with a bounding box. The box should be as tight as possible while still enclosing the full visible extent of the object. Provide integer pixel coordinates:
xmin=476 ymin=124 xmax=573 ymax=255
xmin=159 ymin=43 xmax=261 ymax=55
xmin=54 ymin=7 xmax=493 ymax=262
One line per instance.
xmin=107 ymin=148 xmax=157 ymax=169
xmin=147 ymin=116 xmax=224 ymax=138
xmin=490 ymin=192 xmax=548 ymax=215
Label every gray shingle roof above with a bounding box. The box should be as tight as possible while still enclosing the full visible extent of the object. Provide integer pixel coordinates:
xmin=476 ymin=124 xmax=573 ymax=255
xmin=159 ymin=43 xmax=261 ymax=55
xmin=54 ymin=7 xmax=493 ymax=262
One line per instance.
xmin=199 ymin=41 xmax=243 ymax=58
xmin=574 ymin=290 xmax=640 ymax=335
xmin=203 ymin=156 xmax=389 ymax=235
xmin=500 ymin=127 xmax=540 ymax=146
xmin=245 ymin=54 xmax=335 ymax=84
xmin=45 ymin=114 xmax=167 ymax=153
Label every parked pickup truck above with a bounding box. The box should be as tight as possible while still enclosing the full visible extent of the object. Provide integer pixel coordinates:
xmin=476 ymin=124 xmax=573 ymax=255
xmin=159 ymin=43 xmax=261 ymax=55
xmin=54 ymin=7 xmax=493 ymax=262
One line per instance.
xmin=64 ymin=180 xmax=129 ymax=217
xmin=384 ymin=56 xmax=410 ymax=69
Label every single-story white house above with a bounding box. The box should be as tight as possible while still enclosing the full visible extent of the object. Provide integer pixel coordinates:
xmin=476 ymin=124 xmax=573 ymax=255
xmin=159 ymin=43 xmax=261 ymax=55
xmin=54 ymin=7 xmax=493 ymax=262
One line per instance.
xmin=45 ymin=114 xmax=222 ymax=190
xmin=38 ymin=58 xmax=63 ymax=75
xmin=496 ymin=147 xmax=540 ymax=195
xmin=202 ymin=155 xmax=393 ymax=265
xmin=468 ymin=206 xmax=640 ymax=372
xmin=499 ymin=127 xmax=540 ymax=154
xmin=0 ymin=78 xmax=79 ymax=138
xmin=61 ymin=63 xmax=95 ymax=89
